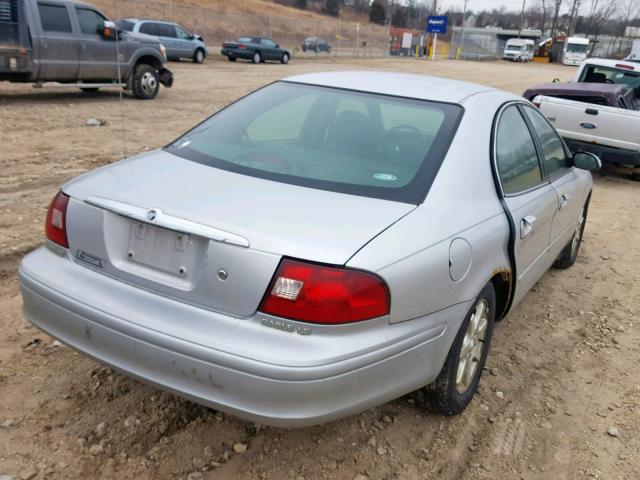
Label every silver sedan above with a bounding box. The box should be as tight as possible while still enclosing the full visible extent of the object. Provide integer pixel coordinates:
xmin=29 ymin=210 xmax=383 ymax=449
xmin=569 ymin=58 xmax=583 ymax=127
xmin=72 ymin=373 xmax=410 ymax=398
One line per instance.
xmin=19 ymin=72 xmax=600 ymax=427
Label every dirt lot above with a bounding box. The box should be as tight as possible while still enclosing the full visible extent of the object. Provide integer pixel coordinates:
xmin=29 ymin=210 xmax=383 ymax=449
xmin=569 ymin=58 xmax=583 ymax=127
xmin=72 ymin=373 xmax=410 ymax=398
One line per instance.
xmin=1 ymin=58 xmax=639 ymax=480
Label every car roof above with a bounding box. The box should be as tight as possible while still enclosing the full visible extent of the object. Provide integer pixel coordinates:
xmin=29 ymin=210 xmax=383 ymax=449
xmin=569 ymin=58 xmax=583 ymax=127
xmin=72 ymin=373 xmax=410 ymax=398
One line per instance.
xmin=523 ymin=82 xmax=631 ymax=97
xmin=581 ymin=58 xmax=638 ymax=70
xmin=123 ymin=18 xmax=175 ymax=25
xmin=283 ymin=71 xmax=499 ymax=104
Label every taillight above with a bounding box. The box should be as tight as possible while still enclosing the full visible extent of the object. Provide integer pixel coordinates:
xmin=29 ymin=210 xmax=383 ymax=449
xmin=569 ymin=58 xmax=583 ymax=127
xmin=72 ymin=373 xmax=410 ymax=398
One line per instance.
xmin=615 ymin=63 xmax=634 ymax=71
xmin=259 ymin=259 xmax=390 ymax=324
xmin=238 ymin=44 xmax=247 ymax=49
xmin=45 ymin=191 xmax=69 ymax=248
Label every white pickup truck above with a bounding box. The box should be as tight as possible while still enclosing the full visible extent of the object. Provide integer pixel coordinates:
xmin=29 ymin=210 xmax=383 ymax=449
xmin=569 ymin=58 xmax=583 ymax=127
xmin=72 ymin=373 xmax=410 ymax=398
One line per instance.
xmin=523 ymin=59 xmax=640 ymax=177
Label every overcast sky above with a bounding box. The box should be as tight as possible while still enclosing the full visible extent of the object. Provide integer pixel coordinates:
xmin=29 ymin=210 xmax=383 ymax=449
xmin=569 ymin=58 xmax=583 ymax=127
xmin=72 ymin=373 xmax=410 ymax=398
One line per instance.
xmin=441 ymin=0 xmax=573 ymax=14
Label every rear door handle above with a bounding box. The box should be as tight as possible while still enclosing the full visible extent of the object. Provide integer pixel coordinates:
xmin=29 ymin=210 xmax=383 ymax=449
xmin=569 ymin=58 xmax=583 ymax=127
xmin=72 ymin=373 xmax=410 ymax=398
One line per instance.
xmin=585 ymin=108 xmax=599 ymax=116
xmin=580 ymin=122 xmax=597 ymax=129
xmin=520 ymin=215 xmax=537 ymax=239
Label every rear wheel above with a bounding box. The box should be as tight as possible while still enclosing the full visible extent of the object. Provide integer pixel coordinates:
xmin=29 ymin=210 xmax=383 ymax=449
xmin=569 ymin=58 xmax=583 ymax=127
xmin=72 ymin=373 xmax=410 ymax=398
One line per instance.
xmin=227 ymin=55 xmax=237 ymax=62
xmin=193 ymin=48 xmax=205 ymax=64
xmin=131 ymin=64 xmax=159 ymax=100
xmin=252 ymin=51 xmax=262 ymax=64
xmin=554 ymin=202 xmax=588 ymax=269
xmin=415 ymin=283 xmax=496 ymax=415
xmin=281 ymin=52 xmax=289 ymax=64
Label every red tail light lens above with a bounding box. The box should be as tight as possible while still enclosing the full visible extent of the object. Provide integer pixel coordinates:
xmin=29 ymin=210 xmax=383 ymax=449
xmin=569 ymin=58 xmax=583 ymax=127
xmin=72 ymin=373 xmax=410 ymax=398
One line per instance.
xmin=45 ymin=191 xmax=69 ymax=248
xmin=259 ymin=259 xmax=390 ymax=324
xmin=238 ymin=44 xmax=247 ymax=49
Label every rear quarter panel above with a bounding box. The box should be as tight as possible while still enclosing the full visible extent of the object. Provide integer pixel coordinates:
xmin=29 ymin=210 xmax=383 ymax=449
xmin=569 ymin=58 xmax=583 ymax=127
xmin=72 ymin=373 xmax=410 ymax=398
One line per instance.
xmin=348 ymin=91 xmax=513 ymax=325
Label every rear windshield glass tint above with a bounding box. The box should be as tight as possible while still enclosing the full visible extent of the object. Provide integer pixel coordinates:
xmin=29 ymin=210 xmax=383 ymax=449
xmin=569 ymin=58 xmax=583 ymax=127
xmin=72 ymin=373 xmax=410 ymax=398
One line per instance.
xmin=166 ymin=82 xmax=462 ymax=204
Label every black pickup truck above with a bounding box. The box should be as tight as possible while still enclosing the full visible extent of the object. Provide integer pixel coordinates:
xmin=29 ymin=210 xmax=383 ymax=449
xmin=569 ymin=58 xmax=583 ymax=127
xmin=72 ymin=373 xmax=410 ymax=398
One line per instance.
xmin=0 ymin=0 xmax=173 ymax=99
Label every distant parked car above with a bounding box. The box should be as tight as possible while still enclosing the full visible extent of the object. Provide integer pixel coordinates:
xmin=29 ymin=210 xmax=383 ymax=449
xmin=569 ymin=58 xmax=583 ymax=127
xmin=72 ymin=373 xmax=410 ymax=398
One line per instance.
xmin=221 ymin=37 xmax=290 ymax=64
xmin=301 ymin=37 xmax=331 ymax=53
xmin=116 ymin=19 xmax=208 ymax=63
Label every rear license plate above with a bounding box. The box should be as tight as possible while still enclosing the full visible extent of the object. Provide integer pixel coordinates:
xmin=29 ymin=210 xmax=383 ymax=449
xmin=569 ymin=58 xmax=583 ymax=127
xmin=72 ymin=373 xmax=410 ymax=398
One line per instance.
xmin=127 ymin=221 xmax=191 ymax=276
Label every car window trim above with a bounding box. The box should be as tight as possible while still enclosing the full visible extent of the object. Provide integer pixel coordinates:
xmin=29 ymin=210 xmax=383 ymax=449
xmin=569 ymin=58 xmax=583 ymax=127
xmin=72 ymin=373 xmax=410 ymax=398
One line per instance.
xmin=163 ymin=80 xmax=465 ymax=205
xmin=518 ymin=103 xmax=575 ymax=183
xmin=491 ymin=101 xmax=548 ymax=198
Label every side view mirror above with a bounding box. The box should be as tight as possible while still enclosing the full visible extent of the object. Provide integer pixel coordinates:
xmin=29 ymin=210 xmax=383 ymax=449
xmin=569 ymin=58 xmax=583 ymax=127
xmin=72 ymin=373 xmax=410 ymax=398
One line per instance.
xmin=573 ymin=151 xmax=602 ymax=172
xmin=99 ymin=21 xmax=119 ymax=40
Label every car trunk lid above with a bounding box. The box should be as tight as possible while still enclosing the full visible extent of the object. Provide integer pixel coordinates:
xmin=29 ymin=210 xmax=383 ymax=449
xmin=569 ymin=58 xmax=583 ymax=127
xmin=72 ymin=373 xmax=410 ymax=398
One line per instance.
xmin=62 ymin=150 xmax=414 ymax=317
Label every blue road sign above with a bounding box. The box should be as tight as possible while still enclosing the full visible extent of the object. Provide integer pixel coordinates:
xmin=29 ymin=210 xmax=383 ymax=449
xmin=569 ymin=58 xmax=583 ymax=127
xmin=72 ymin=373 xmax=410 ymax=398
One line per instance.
xmin=426 ymin=16 xmax=447 ymax=34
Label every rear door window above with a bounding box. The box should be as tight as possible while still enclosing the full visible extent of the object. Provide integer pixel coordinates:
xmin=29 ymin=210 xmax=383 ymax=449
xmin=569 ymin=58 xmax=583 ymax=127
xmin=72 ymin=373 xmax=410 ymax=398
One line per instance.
xmin=158 ymin=23 xmax=177 ymax=38
xmin=38 ymin=3 xmax=72 ymax=32
xmin=139 ymin=22 xmax=160 ymax=35
xmin=495 ymin=105 xmax=543 ymax=195
xmin=522 ymin=106 xmax=571 ymax=178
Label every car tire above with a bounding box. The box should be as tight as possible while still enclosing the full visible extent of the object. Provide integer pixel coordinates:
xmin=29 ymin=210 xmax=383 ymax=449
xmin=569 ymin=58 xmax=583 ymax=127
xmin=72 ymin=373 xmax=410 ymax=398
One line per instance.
xmin=193 ymin=48 xmax=205 ymax=64
xmin=281 ymin=52 xmax=289 ymax=64
xmin=227 ymin=55 xmax=237 ymax=62
xmin=302 ymin=45 xmax=307 ymax=52
xmin=252 ymin=51 xmax=262 ymax=64
xmin=131 ymin=64 xmax=160 ymax=100
xmin=80 ymin=87 xmax=100 ymax=93
xmin=415 ymin=282 xmax=496 ymax=415
xmin=327 ymin=46 xmax=332 ymax=53
xmin=554 ymin=201 xmax=589 ymax=269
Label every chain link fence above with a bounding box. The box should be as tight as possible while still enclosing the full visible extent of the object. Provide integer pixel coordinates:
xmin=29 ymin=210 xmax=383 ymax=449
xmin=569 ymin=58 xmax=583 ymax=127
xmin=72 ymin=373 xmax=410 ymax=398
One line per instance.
xmin=95 ymin=0 xmax=390 ymax=58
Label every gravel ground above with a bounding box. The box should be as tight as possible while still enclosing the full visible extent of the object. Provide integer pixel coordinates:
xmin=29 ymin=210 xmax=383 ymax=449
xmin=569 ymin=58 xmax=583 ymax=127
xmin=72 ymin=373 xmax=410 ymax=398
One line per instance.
xmin=1 ymin=57 xmax=639 ymax=480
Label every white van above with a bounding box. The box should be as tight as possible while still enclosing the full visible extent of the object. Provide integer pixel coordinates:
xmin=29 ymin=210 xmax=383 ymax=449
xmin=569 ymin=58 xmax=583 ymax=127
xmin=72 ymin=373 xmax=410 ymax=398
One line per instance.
xmin=563 ymin=37 xmax=589 ymax=66
xmin=502 ymin=38 xmax=534 ymax=62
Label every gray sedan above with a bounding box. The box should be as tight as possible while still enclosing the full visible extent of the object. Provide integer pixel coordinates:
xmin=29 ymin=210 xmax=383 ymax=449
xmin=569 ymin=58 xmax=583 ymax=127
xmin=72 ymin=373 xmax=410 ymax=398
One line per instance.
xmin=19 ymin=72 xmax=600 ymax=427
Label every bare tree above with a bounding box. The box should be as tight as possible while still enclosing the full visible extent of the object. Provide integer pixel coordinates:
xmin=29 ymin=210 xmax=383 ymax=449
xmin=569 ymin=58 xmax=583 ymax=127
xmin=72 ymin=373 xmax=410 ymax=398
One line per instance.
xmin=586 ymin=0 xmax=618 ymax=54
xmin=566 ymin=0 xmax=581 ymax=35
xmin=539 ymin=0 xmax=547 ymax=34
xmin=549 ymin=0 xmax=563 ymax=37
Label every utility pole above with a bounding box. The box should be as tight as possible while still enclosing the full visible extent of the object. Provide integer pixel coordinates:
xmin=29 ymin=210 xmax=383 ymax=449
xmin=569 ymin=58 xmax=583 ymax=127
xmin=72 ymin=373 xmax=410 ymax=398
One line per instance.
xmin=518 ymin=0 xmax=526 ymax=38
xmin=460 ymin=0 xmax=469 ymax=56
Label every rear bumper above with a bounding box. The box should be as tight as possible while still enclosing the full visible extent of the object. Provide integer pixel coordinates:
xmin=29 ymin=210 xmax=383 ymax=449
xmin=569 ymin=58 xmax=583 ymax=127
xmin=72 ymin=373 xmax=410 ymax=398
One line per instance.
xmin=19 ymin=246 xmax=467 ymax=427
xmin=220 ymin=48 xmax=252 ymax=59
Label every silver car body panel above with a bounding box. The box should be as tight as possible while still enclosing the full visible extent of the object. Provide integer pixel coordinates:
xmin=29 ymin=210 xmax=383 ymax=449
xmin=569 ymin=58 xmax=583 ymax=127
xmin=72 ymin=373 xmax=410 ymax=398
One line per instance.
xmin=19 ymin=72 xmax=593 ymax=426
xmin=20 ymin=246 xmax=470 ymax=427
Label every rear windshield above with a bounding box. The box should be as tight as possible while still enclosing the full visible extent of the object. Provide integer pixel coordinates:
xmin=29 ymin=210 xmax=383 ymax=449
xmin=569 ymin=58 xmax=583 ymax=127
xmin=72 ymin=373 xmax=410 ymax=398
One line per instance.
xmin=166 ymin=82 xmax=462 ymax=204
xmin=579 ymin=65 xmax=640 ymax=92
